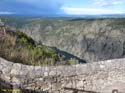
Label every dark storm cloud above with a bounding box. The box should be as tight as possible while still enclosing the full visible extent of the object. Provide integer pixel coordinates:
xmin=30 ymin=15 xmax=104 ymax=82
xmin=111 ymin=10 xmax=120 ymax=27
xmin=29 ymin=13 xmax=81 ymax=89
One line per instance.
xmin=0 ymin=0 xmax=64 ymax=15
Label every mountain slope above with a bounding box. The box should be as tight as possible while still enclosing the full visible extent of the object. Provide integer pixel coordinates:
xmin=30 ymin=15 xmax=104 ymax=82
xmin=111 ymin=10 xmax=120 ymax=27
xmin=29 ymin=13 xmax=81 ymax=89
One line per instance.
xmin=0 ymin=30 xmax=82 ymax=66
xmin=2 ymin=17 xmax=125 ymax=62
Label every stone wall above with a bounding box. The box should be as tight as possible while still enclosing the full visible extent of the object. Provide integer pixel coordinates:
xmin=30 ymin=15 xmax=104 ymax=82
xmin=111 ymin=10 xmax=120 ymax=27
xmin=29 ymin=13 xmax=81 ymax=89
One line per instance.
xmin=0 ymin=58 xmax=125 ymax=93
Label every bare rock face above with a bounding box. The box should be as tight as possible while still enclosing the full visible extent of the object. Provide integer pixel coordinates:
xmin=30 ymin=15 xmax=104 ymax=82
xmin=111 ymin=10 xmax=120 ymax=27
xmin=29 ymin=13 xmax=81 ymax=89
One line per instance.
xmin=1 ymin=57 xmax=125 ymax=93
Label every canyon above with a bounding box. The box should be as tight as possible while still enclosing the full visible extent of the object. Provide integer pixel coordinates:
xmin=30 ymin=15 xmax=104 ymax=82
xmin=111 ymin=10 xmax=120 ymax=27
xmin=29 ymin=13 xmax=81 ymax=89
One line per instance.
xmin=20 ymin=18 xmax=125 ymax=62
xmin=1 ymin=17 xmax=125 ymax=93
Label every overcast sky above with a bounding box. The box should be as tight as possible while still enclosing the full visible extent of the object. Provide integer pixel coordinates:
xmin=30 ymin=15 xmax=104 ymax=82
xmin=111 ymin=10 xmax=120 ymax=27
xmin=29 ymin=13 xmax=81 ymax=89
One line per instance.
xmin=0 ymin=0 xmax=125 ymax=16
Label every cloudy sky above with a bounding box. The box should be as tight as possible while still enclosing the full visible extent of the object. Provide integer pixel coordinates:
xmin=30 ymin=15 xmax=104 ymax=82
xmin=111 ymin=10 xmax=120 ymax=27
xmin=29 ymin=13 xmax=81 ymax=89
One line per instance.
xmin=0 ymin=0 xmax=125 ymax=16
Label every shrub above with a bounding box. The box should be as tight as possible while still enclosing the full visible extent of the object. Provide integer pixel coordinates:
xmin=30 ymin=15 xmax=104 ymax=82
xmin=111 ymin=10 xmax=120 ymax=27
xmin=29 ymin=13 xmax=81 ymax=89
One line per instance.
xmin=65 ymin=58 xmax=78 ymax=65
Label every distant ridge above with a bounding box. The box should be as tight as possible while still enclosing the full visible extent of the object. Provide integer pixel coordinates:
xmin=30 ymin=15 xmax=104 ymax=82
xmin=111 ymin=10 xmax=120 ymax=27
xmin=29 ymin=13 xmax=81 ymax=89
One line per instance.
xmin=0 ymin=14 xmax=125 ymax=18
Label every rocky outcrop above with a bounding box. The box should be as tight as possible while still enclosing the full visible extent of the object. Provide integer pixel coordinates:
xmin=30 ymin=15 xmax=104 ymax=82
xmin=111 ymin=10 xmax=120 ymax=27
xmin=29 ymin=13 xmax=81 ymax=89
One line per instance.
xmin=0 ymin=19 xmax=6 ymax=39
xmin=1 ymin=57 xmax=125 ymax=93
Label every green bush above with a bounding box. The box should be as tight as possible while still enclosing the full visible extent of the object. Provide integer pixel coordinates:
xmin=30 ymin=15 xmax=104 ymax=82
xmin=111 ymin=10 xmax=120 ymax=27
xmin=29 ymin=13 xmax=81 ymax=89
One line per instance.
xmin=16 ymin=30 xmax=35 ymax=46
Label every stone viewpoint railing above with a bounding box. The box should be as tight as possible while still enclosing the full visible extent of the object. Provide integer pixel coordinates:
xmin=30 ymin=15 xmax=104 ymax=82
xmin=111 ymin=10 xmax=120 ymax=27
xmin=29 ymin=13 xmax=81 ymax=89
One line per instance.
xmin=0 ymin=58 xmax=125 ymax=93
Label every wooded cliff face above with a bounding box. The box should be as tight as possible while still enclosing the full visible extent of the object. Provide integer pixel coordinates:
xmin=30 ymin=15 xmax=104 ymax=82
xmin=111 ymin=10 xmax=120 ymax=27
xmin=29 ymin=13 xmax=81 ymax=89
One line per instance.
xmin=1 ymin=17 xmax=125 ymax=62
xmin=19 ymin=18 xmax=125 ymax=62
